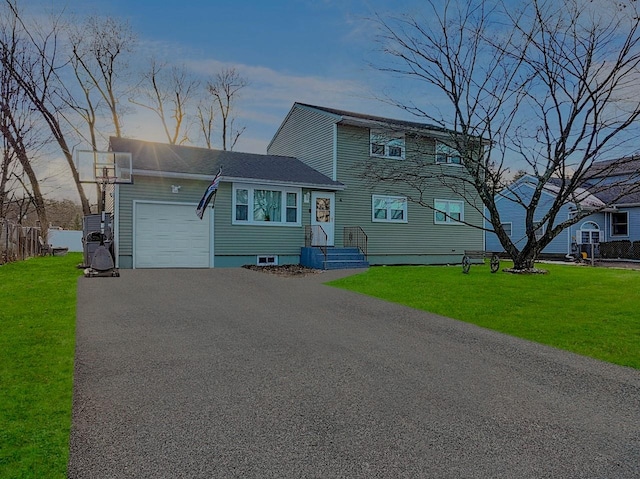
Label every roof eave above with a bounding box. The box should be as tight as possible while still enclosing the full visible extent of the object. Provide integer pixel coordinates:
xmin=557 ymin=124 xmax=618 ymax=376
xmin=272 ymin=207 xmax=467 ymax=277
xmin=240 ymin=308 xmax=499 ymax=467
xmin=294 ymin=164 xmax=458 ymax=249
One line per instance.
xmin=132 ymin=169 xmax=346 ymax=190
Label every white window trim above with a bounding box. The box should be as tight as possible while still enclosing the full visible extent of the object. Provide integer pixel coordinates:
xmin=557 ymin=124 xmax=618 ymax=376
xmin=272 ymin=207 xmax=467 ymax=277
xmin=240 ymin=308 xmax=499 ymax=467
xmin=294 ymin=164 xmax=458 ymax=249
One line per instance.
xmin=370 ymin=129 xmax=406 ymax=160
xmin=232 ymin=183 xmax=302 ymax=226
xmin=435 ymin=141 xmax=463 ymax=166
xmin=434 ymin=199 xmax=464 ymax=224
xmin=501 ymin=222 xmax=513 ymax=237
xmin=372 ymin=195 xmax=408 ymax=223
xmin=533 ymin=219 xmax=546 ymax=241
xmin=610 ymin=211 xmax=629 ymax=237
xmin=577 ymin=221 xmax=602 ymax=245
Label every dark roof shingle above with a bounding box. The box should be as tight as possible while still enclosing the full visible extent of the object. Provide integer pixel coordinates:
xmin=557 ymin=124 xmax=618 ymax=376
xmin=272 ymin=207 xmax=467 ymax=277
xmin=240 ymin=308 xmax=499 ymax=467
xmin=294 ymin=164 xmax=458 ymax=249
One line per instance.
xmin=109 ymin=137 xmax=343 ymax=189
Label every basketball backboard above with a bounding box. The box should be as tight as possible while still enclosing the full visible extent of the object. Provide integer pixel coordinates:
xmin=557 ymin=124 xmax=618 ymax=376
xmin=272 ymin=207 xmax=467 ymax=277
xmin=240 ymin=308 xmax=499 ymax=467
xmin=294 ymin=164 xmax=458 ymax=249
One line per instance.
xmin=75 ymin=150 xmax=133 ymax=184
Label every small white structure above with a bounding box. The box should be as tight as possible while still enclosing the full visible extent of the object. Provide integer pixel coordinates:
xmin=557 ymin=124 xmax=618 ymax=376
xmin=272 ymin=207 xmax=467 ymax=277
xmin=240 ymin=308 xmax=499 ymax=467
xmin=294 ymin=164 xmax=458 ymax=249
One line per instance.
xmin=48 ymin=229 xmax=83 ymax=252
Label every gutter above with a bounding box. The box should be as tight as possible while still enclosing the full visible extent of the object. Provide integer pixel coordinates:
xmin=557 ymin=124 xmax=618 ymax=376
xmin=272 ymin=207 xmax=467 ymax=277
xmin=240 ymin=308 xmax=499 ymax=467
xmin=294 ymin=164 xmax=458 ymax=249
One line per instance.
xmin=132 ymin=169 xmax=346 ymax=191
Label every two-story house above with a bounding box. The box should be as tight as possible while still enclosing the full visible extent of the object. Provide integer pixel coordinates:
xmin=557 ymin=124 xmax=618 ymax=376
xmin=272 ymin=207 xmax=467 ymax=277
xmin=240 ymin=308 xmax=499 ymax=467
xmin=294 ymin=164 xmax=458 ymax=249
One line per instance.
xmin=109 ymin=102 xmax=484 ymax=269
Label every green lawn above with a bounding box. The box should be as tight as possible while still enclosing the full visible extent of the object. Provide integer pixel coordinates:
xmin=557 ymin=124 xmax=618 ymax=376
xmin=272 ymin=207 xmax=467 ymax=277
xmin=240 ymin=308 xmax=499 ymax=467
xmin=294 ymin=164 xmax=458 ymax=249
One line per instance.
xmin=328 ymin=262 xmax=640 ymax=369
xmin=0 ymin=254 xmax=83 ymax=479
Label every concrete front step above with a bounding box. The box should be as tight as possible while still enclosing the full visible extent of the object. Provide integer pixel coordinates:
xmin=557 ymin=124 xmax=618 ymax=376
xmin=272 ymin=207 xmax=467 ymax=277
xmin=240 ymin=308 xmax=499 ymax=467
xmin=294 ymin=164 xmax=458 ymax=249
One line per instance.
xmin=324 ymin=260 xmax=369 ymax=270
xmin=301 ymin=246 xmax=369 ymax=270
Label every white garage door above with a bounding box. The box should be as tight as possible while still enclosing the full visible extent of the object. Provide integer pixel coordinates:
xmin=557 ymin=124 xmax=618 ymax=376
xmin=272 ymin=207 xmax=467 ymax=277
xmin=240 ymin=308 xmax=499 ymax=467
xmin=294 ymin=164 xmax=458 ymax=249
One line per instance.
xmin=134 ymin=202 xmax=212 ymax=268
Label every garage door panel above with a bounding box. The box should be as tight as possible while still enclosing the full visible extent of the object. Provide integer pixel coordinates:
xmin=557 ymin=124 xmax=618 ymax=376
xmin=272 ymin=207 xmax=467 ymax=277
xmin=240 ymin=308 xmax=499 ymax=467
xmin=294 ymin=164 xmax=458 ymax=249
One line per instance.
xmin=134 ymin=202 xmax=212 ymax=268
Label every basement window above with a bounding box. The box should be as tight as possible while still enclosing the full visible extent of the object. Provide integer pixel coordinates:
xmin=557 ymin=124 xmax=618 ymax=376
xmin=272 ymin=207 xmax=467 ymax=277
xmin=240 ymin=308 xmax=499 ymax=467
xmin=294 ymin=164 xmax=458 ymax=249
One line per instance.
xmin=256 ymin=255 xmax=278 ymax=266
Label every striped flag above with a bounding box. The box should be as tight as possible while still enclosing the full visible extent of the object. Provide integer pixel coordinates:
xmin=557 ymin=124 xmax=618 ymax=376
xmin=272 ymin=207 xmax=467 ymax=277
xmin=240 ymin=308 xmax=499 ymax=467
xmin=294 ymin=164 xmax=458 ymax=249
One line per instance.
xmin=195 ymin=168 xmax=222 ymax=219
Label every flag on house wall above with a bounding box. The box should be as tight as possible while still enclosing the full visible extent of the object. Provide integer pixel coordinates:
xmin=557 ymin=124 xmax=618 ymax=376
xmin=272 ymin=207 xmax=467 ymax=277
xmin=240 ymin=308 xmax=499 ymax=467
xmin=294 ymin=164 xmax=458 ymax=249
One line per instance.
xmin=195 ymin=168 xmax=222 ymax=220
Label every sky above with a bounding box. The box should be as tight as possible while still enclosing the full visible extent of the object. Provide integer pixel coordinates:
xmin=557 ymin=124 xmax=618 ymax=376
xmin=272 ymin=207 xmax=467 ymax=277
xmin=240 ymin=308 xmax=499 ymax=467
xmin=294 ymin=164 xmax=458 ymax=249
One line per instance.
xmin=47 ymin=0 xmax=427 ymax=155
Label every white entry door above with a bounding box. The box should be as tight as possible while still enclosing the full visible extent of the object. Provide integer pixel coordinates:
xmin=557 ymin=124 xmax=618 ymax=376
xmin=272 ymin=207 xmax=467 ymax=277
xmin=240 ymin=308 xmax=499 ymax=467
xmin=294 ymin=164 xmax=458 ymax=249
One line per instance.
xmin=311 ymin=192 xmax=335 ymax=246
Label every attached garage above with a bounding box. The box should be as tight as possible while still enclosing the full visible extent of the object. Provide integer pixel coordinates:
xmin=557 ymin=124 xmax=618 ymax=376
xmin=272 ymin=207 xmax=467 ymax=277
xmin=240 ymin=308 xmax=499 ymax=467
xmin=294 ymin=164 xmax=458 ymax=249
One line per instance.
xmin=134 ymin=201 xmax=213 ymax=268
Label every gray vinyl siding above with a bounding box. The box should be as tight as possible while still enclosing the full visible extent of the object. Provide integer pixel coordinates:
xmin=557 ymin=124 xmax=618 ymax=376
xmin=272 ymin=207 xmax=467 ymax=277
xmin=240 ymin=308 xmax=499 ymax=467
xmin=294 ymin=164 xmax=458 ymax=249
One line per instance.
xmin=335 ymin=125 xmax=484 ymax=261
xmin=267 ymin=105 xmax=336 ymax=179
xmin=117 ymin=175 xmax=309 ymax=267
xmin=214 ymin=183 xmax=308 ymax=257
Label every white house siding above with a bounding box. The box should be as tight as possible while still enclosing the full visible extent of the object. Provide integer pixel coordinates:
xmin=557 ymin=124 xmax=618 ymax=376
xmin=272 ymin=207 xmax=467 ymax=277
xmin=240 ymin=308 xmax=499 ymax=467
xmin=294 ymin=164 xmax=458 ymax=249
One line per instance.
xmin=267 ymin=105 xmax=336 ymax=179
xmin=335 ymin=125 xmax=484 ymax=264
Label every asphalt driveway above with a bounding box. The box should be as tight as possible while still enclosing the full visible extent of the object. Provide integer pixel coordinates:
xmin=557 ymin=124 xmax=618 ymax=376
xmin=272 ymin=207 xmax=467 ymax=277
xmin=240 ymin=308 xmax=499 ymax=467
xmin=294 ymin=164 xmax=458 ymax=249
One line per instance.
xmin=68 ymin=268 xmax=640 ymax=478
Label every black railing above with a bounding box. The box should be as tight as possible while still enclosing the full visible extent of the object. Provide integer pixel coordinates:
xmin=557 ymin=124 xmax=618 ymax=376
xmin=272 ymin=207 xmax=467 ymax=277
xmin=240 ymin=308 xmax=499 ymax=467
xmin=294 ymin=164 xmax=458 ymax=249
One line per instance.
xmin=344 ymin=226 xmax=368 ymax=259
xmin=304 ymin=225 xmax=328 ymax=265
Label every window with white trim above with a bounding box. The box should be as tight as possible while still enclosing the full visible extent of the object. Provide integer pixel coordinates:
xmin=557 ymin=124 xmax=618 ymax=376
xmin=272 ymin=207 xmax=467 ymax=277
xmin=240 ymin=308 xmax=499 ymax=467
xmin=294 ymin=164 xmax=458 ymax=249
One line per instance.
xmin=533 ymin=220 xmax=545 ymax=240
xmin=611 ymin=211 xmax=629 ymax=236
xmin=578 ymin=221 xmax=601 ymax=244
xmin=434 ymin=199 xmax=464 ymax=224
xmin=370 ymin=129 xmax=405 ymax=159
xmin=372 ymin=195 xmax=407 ymax=223
xmin=501 ymin=222 xmax=512 ymax=237
xmin=435 ymin=142 xmax=462 ymax=165
xmin=233 ymin=184 xmax=301 ymax=225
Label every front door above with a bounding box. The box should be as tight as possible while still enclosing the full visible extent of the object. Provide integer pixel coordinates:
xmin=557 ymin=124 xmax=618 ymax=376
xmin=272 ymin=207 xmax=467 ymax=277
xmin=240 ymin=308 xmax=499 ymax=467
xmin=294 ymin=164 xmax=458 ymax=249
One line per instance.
xmin=311 ymin=192 xmax=335 ymax=246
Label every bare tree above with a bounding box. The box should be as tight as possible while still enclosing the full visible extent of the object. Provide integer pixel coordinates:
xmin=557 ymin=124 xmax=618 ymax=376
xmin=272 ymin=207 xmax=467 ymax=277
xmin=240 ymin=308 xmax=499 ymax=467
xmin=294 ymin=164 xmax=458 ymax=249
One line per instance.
xmin=69 ymin=15 xmax=135 ymax=139
xmin=195 ymin=100 xmax=216 ymax=149
xmin=130 ymin=60 xmax=199 ymax=145
xmin=0 ymin=2 xmax=49 ymax=228
xmin=373 ymin=0 xmax=640 ymax=270
xmin=205 ymin=67 xmax=247 ymax=150
xmin=0 ymin=0 xmax=92 ymax=214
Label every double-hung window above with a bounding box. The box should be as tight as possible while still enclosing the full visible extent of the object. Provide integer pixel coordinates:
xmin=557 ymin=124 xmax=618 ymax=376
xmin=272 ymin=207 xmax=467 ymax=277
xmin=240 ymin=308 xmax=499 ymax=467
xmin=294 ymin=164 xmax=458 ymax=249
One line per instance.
xmin=370 ymin=129 xmax=405 ymax=159
xmin=233 ymin=184 xmax=301 ymax=225
xmin=611 ymin=211 xmax=629 ymax=236
xmin=435 ymin=142 xmax=462 ymax=165
xmin=372 ymin=195 xmax=407 ymax=223
xmin=434 ymin=199 xmax=464 ymax=224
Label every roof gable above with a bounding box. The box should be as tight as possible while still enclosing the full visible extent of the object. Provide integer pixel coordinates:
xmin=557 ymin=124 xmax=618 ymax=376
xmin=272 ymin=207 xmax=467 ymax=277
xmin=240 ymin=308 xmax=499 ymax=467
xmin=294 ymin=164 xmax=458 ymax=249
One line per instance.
xmin=291 ymin=102 xmax=454 ymax=137
xmin=108 ymin=137 xmax=344 ymax=189
xmin=498 ymin=175 xmax=604 ymax=208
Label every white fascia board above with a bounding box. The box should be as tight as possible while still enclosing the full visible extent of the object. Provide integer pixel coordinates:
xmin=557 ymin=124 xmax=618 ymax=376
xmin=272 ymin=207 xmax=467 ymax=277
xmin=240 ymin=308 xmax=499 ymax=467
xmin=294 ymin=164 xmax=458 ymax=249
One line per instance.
xmin=224 ymin=175 xmax=345 ymax=191
xmin=133 ymin=169 xmax=217 ymax=181
xmin=133 ymin=169 xmax=345 ymax=191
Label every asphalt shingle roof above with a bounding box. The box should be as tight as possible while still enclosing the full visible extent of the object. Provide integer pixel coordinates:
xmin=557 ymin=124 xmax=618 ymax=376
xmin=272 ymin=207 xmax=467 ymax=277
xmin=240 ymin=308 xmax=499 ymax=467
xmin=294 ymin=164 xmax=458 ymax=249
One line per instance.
xmin=296 ymin=103 xmax=449 ymax=134
xmin=109 ymin=137 xmax=343 ymax=189
xmin=583 ymin=156 xmax=640 ymax=204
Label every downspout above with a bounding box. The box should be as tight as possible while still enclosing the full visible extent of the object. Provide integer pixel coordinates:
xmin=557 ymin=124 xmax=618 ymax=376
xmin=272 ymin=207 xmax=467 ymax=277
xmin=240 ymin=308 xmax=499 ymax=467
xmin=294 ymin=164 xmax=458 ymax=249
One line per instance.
xmin=332 ymin=123 xmax=338 ymax=181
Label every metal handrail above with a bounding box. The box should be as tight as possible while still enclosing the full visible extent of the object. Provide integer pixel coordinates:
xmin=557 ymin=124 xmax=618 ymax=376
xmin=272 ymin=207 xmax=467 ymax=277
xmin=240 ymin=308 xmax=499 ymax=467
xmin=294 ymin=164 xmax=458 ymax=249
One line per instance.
xmin=304 ymin=225 xmax=328 ymax=265
xmin=344 ymin=226 xmax=367 ymax=260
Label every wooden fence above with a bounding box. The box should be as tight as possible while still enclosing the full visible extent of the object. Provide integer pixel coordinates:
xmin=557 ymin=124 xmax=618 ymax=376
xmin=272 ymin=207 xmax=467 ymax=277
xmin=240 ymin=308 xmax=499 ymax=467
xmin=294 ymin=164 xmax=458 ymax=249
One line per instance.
xmin=0 ymin=219 xmax=45 ymax=264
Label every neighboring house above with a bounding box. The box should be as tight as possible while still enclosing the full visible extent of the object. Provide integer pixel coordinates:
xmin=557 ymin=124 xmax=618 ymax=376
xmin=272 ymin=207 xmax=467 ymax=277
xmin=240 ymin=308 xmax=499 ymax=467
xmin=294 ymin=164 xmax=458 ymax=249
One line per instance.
xmin=268 ymin=103 xmax=484 ymax=265
xmin=110 ymin=102 xmax=484 ymax=269
xmin=485 ymin=157 xmax=640 ymax=258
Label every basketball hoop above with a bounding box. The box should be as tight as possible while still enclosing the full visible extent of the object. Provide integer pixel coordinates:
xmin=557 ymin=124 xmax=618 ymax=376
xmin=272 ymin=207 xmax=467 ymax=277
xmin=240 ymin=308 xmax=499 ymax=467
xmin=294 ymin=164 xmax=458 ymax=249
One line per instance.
xmin=94 ymin=164 xmax=119 ymax=186
xmin=75 ymin=149 xmax=133 ymax=185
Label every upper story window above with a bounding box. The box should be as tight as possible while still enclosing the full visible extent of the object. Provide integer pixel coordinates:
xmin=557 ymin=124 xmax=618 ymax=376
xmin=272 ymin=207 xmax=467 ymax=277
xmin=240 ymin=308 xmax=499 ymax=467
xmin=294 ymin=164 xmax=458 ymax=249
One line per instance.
xmin=436 ymin=142 xmax=462 ymax=165
xmin=370 ymin=129 xmax=405 ymax=159
xmin=233 ymin=184 xmax=301 ymax=226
